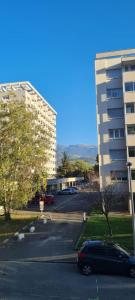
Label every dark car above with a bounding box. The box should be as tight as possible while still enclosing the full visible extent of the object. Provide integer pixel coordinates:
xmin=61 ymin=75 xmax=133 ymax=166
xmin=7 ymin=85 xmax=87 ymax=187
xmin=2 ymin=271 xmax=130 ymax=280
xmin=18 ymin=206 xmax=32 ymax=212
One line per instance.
xmin=77 ymin=240 xmax=135 ymax=278
xmin=30 ymin=191 xmax=54 ymax=205
xmin=44 ymin=194 xmax=54 ymax=205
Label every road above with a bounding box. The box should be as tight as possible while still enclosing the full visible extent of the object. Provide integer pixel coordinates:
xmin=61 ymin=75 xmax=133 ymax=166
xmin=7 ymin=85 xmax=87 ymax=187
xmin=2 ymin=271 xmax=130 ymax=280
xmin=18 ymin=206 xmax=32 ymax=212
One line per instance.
xmin=27 ymin=191 xmax=99 ymax=213
xmin=0 ymin=191 xmax=135 ymax=299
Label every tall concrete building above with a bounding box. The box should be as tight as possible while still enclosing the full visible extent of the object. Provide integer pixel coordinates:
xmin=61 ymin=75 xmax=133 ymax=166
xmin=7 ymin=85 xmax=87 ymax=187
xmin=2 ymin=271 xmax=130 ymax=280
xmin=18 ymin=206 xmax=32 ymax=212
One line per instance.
xmin=0 ymin=81 xmax=57 ymax=178
xmin=95 ymin=48 xmax=135 ymax=201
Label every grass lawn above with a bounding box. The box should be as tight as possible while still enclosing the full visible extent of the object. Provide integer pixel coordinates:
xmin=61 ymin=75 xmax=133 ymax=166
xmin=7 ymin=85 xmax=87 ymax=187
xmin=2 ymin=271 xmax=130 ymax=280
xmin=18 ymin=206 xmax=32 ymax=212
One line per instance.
xmin=78 ymin=214 xmax=133 ymax=252
xmin=0 ymin=213 xmax=36 ymax=242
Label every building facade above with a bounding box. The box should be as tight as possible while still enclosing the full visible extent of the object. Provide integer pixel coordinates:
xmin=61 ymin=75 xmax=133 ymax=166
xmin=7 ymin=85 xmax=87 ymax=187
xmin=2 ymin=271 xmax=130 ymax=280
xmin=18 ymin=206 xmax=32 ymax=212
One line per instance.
xmin=0 ymin=81 xmax=57 ymax=178
xmin=47 ymin=177 xmax=84 ymax=192
xmin=95 ymin=48 xmax=135 ymax=201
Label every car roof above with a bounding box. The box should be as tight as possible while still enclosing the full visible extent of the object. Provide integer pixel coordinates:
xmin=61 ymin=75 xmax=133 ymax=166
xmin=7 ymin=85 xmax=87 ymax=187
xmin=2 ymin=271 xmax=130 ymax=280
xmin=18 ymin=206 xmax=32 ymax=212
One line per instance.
xmin=82 ymin=240 xmax=116 ymax=247
xmin=83 ymin=240 xmax=103 ymax=246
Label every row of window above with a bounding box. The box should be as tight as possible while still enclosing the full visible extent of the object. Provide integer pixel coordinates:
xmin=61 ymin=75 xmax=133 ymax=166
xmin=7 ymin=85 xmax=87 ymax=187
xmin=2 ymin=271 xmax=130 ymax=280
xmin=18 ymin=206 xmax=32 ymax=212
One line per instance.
xmin=111 ymin=170 xmax=135 ymax=181
xmin=107 ymin=88 xmax=122 ymax=98
xmin=109 ymin=128 xmax=124 ymax=139
xmin=107 ymin=104 xmax=135 ymax=118
xmin=107 ymin=108 xmax=123 ymax=118
xmin=109 ymin=149 xmax=126 ymax=161
xmin=106 ymin=82 xmax=135 ymax=99
xmin=125 ymin=65 xmax=135 ymax=72
xmin=106 ymin=65 xmax=135 ymax=79
xmin=106 ymin=69 xmax=121 ymax=79
xmin=109 ymin=146 xmax=135 ymax=161
xmin=111 ymin=171 xmax=127 ymax=181
xmin=108 ymin=125 xmax=135 ymax=139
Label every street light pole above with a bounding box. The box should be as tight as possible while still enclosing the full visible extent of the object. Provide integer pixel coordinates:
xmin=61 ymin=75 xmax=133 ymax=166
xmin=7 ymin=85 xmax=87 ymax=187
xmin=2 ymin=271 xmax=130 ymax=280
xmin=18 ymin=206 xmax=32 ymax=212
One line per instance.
xmin=126 ymin=161 xmax=135 ymax=256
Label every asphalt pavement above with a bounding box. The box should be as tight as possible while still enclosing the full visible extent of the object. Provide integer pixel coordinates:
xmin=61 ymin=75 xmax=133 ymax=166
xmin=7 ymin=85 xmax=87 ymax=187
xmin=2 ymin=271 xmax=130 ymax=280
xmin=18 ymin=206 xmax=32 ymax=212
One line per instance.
xmin=0 ymin=191 xmax=135 ymax=299
xmin=0 ymin=261 xmax=135 ymax=300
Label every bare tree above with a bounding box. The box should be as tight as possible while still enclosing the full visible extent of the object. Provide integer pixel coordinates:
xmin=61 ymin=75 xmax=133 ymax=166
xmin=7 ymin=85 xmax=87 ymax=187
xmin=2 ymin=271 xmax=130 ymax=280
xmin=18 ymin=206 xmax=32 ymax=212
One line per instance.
xmin=93 ymin=183 xmax=128 ymax=236
xmin=101 ymin=185 xmax=114 ymax=236
xmin=101 ymin=184 xmax=128 ymax=236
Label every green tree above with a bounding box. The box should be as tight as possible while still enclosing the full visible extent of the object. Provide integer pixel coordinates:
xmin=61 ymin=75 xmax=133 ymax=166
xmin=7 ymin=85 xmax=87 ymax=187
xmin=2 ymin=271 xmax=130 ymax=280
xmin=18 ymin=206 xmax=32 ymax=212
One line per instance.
xmin=0 ymin=100 xmax=50 ymax=220
xmin=93 ymin=154 xmax=99 ymax=176
xmin=71 ymin=160 xmax=92 ymax=177
xmin=57 ymin=152 xmax=71 ymax=177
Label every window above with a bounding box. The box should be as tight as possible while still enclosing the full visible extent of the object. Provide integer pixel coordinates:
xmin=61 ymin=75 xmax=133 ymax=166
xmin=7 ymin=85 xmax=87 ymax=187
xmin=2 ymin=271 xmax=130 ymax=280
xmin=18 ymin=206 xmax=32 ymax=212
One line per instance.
xmin=127 ymin=125 xmax=135 ymax=135
xmin=131 ymin=65 xmax=135 ymax=71
xmin=107 ymin=108 xmax=124 ymax=118
xmin=109 ymin=128 xmax=124 ymax=139
xmin=110 ymin=149 xmax=126 ymax=160
xmin=126 ymin=103 xmax=135 ymax=113
xmin=106 ymin=69 xmax=121 ymax=79
xmin=131 ymin=170 xmax=135 ymax=180
xmin=125 ymin=82 xmax=135 ymax=92
xmin=111 ymin=170 xmax=128 ymax=181
xmin=125 ymin=65 xmax=135 ymax=72
xmin=125 ymin=66 xmax=129 ymax=72
xmin=106 ymin=247 xmax=120 ymax=257
xmin=107 ymin=88 xmax=122 ymax=98
xmin=128 ymin=147 xmax=135 ymax=157
xmin=89 ymin=246 xmax=106 ymax=256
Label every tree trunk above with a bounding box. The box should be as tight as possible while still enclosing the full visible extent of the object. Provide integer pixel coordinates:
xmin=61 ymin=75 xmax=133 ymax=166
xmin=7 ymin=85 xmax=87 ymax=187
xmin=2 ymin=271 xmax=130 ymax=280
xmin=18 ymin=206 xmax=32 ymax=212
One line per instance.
xmin=4 ymin=210 xmax=11 ymax=221
xmin=105 ymin=213 xmax=112 ymax=237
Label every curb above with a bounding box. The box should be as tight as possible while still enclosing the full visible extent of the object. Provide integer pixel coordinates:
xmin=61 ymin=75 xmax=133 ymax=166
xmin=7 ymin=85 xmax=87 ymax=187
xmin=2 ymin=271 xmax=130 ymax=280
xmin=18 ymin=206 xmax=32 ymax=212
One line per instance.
xmin=74 ymin=220 xmax=87 ymax=250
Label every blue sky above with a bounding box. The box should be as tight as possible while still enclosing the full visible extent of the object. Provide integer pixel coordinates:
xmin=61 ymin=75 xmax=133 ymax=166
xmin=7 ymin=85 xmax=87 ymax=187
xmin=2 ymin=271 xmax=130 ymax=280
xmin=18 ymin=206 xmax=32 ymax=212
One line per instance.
xmin=0 ymin=0 xmax=135 ymax=145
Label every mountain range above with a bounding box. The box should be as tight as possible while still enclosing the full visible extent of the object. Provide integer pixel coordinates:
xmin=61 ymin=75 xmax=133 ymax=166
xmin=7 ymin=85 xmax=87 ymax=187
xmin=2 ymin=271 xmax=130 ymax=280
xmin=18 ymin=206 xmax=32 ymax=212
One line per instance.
xmin=57 ymin=144 xmax=98 ymax=165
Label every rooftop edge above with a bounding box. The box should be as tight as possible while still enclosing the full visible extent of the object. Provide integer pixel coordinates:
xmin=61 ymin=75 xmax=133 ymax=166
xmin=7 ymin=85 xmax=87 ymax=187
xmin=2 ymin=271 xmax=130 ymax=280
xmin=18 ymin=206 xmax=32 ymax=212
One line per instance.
xmin=0 ymin=81 xmax=57 ymax=114
xmin=96 ymin=48 xmax=135 ymax=59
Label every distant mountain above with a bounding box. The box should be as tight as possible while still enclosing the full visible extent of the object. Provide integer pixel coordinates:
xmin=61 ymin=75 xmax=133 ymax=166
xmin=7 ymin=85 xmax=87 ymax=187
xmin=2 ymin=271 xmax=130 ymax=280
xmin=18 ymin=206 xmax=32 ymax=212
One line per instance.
xmin=57 ymin=144 xmax=98 ymax=165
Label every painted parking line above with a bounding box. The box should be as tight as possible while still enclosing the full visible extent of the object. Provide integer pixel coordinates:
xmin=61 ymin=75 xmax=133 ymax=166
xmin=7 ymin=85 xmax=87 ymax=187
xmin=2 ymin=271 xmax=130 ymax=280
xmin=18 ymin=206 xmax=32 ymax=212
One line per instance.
xmin=2 ymin=239 xmax=9 ymax=244
xmin=53 ymin=194 xmax=78 ymax=211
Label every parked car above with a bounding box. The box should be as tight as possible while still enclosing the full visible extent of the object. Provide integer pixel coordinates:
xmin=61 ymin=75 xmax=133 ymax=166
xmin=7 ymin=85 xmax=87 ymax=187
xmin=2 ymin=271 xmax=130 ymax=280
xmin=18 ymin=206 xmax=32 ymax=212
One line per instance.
xmin=30 ymin=191 xmax=54 ymax=205
xmin=77 ymin=240 xmax=135 ymax=278
xmin=57 ymin=188 xmax=78 ymax=195
xmin=44 ymin=194 xmax=54 ymax=205
xmin=72 ymin=187 xmax=80 ymax=192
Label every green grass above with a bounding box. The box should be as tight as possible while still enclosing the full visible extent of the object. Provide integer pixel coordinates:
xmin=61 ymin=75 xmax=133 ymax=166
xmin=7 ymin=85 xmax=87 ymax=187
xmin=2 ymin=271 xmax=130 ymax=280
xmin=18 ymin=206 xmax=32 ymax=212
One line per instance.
xmin=78 ymin=214 xmax=133 ymax=252
xmin=0 ymin=214 xmax=36 ymax=242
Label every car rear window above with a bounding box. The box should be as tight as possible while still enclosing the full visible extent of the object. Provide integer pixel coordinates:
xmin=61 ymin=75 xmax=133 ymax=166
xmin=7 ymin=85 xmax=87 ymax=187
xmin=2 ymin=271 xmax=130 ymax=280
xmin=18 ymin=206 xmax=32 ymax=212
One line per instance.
xmin=89 ymin=246 xmax=106 ymax=255
xmin=80 ymin=244 xmax=106 ymax=255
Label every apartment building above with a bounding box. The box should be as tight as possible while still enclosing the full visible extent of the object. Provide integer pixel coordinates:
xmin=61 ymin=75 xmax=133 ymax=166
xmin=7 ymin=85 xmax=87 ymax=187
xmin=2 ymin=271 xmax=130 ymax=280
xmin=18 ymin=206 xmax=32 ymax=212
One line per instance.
xmin=95 ymin=48 xmax=135 ymax=202
xmin=0 ymin=81 xmax=57 ymax=178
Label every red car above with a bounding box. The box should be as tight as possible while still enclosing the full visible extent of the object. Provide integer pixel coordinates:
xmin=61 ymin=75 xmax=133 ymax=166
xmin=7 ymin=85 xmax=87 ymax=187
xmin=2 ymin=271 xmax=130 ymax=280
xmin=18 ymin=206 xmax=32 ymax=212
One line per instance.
xmin=44 ymin=194 xmax=54 ymax=205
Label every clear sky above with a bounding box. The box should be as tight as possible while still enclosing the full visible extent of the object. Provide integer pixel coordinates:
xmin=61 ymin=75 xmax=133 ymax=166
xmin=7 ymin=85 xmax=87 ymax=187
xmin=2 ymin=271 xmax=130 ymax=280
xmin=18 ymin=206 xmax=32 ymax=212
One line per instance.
xmin=0 ymin=0 xmax=135 ymax=145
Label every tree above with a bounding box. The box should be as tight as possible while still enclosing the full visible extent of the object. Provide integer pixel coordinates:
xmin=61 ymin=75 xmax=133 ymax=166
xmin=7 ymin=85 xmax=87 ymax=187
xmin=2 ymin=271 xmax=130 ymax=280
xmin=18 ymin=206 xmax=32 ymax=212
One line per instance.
xmin=101 ymin=185 xmax=114 ymax=236
xmin=0 ymin=100 xmax=50 ymax=220
xmin=100 ymin=184 xmax=128 ymax=236
xmin=93 ymin=154 xmax=99 ymax=176
xmin=57 ymin=152 xmax=71 ymax=177
xmin=70 ymin=160 xmax=92 ymax=178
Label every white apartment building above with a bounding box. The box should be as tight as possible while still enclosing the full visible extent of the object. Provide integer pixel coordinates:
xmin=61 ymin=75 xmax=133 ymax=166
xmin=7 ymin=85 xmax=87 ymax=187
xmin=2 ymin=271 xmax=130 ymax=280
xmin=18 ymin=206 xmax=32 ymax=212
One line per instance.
xmin=0 ymin=81 xmax=57 ymax=178
xmin=95 ymin=48 xmax=135 ymax=203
